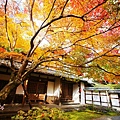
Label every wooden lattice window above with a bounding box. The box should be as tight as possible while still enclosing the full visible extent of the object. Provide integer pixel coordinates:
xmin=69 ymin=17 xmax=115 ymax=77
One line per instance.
xmin=27 ymin=81 xmax=47 ymax=94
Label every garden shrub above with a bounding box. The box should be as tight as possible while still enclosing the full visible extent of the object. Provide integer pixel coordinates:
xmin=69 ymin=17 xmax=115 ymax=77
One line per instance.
xmin=11 ymin=106 xmax=70 ymax=120
xmin=85 ymin=105 xmax=118 ymax=113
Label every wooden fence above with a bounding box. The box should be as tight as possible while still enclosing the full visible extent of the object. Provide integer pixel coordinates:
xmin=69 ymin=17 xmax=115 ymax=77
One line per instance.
xmin=84 ymin=87 xmax=120 ymax=109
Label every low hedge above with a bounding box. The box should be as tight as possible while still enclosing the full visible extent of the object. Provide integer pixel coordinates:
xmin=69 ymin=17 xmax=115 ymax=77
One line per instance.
xmin=11 ymin=106 xmax=70 ymax=120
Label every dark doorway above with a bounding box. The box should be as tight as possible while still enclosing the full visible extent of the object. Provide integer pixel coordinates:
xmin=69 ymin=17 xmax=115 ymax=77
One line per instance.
xmin=61 ymin=82 xmax=73 ymax=101
xmin=27 ymin=80 xmax=47 ymax=94
xmin=0 ymin=80 xmax=8 ymax=90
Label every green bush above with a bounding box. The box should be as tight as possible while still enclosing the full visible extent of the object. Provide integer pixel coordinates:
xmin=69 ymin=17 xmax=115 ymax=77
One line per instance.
xmin=85 ymin=105 xmax=118 ymax=114
xmin=11 ymin=106 xmax=70 ymax=120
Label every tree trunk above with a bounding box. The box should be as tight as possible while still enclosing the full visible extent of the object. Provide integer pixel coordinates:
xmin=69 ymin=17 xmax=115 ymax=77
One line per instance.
xmin=0 ymin=80 xmax=21 ymax=103
xmin=0 ymin=58 xmax=36 ymax=107
xmin=22 ymin=82 xmax=32 ymax=109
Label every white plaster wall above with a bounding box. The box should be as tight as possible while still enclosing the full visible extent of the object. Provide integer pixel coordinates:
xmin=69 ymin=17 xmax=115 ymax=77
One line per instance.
xmin=54 ymin=78 xmax=60 ymax=97
xmin=111 ymin=99 xmax=119 ymax=106
xmin=100 ymin=92 xmax=106 ymax=95
xmin=102 ymin=102 xmax=110 ymax=106
xmin=16 ymin=84 xmax=24 ymax=94
xmin=86 ymin=101 xmax=92 ymax=104
xmin=93 ymin=94 xmax=100 ymax=101
xmin=111 ymin=94 xmax=119 ymax=106
xmin=93 ymin=101 xmax=100 ymax=105
xmin=73 ymin=84 xmax=80 ymax=103
xmin=111 ymin=94 xmax=118 ymax=98
xmin=81 ymin=82 xmax=85 ymax=104
xmin=47 ymin=81 xmax=54 ymax=96
xmin=85 ymin=90 xmax=120 ymax=109
xmin=101 ymin=96 xmax=108 ymax=102
xmin=86 ymin=94 xmax=92 ymax=100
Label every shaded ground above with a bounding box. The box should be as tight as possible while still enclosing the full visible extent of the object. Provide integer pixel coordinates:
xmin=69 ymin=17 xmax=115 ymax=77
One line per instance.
xmin=0 ymin=103 xmax=80 ymax=119
xmin=0 ymin=103 xmax=120 ymax=120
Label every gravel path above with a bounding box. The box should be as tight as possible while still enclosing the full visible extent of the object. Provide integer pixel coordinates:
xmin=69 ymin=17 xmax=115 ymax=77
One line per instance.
xmin=93 ymin=116 xmax=120 ymax=120
xmin=111 ymin=116 xmax=120 ymax=120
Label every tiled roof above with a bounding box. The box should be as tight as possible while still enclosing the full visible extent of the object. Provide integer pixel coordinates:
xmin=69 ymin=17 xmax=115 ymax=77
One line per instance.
xmin=0 ymin=59 xmax=92 ymax=83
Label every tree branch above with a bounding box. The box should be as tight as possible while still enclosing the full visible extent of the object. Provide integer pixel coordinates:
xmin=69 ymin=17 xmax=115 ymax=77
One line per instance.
xmin=80 ymin=44 xmax=120 ymax=66
xmin=4 ymin=0 xmax=11 ymax=50
xmin=60 ymin=0 xmax=69 ymax=16
xmin=30 ymin=0 xmax=35 ymax=32
xmin=97 ymin=64 xmax=120 ymax=76
xmin=83 ymin=0 xmax=108 ymax=16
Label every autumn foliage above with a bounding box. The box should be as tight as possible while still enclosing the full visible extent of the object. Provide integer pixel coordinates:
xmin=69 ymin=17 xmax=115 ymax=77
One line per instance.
xmin=0 ymin=0 xmax=120 ymax=94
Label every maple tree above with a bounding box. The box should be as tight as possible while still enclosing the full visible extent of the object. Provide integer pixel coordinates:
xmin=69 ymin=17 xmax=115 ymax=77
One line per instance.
xmin=0 ymin=0 xmax=120 ymax=106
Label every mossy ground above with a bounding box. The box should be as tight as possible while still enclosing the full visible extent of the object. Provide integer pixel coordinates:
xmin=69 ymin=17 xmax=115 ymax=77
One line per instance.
xmin=11 ymin=105 xmax=120 ymax=120
xmin=65 ymin=110 xmax=101 ymax=120
xmin=65 ymin=106 xmax=120 ymax=120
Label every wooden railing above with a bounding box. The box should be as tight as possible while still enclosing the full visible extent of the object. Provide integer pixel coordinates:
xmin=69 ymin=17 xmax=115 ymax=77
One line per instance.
xmin=29 ymin=94 xmax=46 ymax=102
xmin=22 ymin=93 xmax=46 ymax=105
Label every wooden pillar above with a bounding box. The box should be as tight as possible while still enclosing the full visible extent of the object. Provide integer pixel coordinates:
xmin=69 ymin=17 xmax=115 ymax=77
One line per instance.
xmin=118 ymin=93 xmax=120 ymax=107
xmin=78 ymin=82 xmax=81 ymax=103
xmin=109 ymin=93 xmax=112 ymax=108
xmin=84 ymin=90 xmax=86 ymax=104
xmin=59 ymin=80 xmax=62 ymax=106
xmin=91 ymin=91 xmax=93 ymax=105
xmin=80 ymin=82 xmax=85 ymax=104
xmin=99 ymin=91 xmax=102 ymax=106
xmin=106 ymin=90 xmax=110 ymax=107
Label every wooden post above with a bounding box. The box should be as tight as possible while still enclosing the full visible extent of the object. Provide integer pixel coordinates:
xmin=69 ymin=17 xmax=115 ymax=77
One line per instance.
xmin=80 ymin=82 xmax=85 ymax=104
xmin=59 ymin=80 xmax=62 ymax=106
xmin=106 ymin=90 xmax=110 ymax=107
xmin=118 ymin=93 xmax=120 ymax=107
xmin=22 ymin=80 xmax=32 ymax=109
xmin=91 ymin=91 xmax=94 ymax=105
xmin=84 ymin=90 xmax=86 ymax=104
xmin=99 ymin=91 xmax=102 ymax=106
xmin=109 ymin=93 xmax=112 ymax=108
